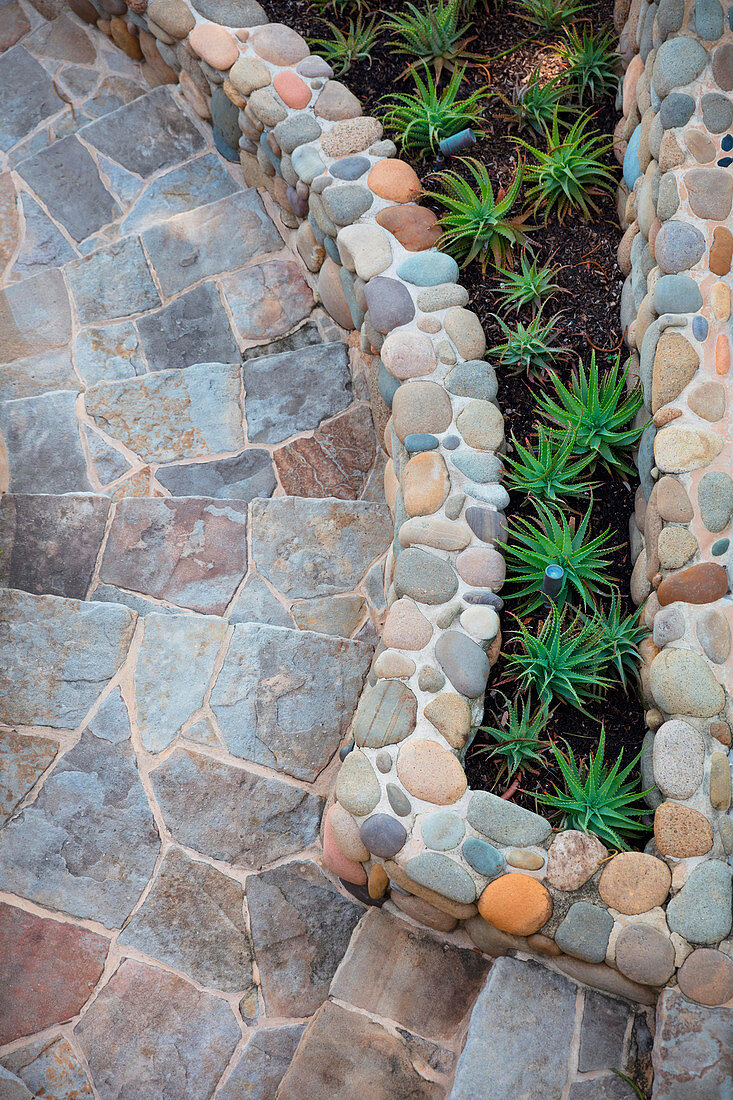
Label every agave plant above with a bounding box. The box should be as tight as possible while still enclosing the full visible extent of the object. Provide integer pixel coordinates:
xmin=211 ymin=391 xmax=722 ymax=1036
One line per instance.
xmin=504 ymin=427 xmax=597 ymax=504
xmin=598 ymin=591 xmax=647 ymax=691
xmin=536 ymin=727 xmax=650 ymax=849
xmin=385 ymin=0 xmax=475 ymax=79
xmin=497 ymin=72 xmax=574 ymax=135
xmin=505 ymin=604 xmax=611 ymax=710
xmin=516 ymin=111 xmax=616 ymax=223
xmin=556 ymin=26 xmax=620 ymax=103
xmin=514 ymin=0 xmax=588 ymax=31
xmin=473 ymin=695 xmax=551 ymax=781
xmin=380 ymin=64 xmax=489 ymax=153
xmin=537 ymin=352 xmax=645 ymax=474
xmin=501 ymin=501 xmax=617 ymax=614
xmin=426 ymin=158 xmax=528 ymax=269
xmin=488 ymin=310 xmax=564 ymax=375
xmin=494 ymin=254 xmax=562 ymax=313
xmin=308 ymin=14 xmax=380 ymax=75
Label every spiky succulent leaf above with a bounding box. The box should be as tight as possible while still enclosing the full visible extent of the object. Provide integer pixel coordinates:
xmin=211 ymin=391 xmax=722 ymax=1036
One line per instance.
xmin=556 ymin=26 xmax=619 ymax=103
xmin=380 ymin=64 xmax=489 ymax=153
xmin=488 ymin=310 xmax=564 ymax=374
xmin=494 ymin=254 xmax=562 ymax=312
xmin=598 ymin=591 xmax=647 ymax=690
xmin=537 ymin=351 xmax=645 ymax=473
xmin=385 ymin=0 xmax=474 ymax=78
xmin=426 ymin=157 xmax=528 ymax=269
xmin=536 ymin=727 xmax=650 ymax=849
xmin=497 ymin=72 xmax=575 ymax=134
xmin=504 ymin=427 xmax=597 ymax=503
xmin=516 ymin=111 xmax=616 ymax=223
xmin=308 ymin=15 xmax=379 ymax=75
xmin=514 ymin=0 xmax=588 ymax=31
xmin=474 ymin=695 xmax=551 ymax=779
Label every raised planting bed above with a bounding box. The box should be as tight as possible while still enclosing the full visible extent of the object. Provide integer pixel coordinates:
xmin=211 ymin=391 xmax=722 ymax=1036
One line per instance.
xmin=70 ymin=0 xmax=733 ymax=1005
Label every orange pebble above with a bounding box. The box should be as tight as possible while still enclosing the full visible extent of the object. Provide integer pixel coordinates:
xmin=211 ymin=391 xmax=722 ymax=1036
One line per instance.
xmin=273 ymin=70 xmax=311 ymax=109
xmin=716 ymin=334 xmax=731 ymax=375
xmin=477 ymin=872 xmax=553 ymax=936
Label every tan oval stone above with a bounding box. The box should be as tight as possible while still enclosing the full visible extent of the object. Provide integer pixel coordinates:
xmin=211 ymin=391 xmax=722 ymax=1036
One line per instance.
xmin=382 ymin=598 xmax=432 ymax=650
xmin=188 ymin=23 xmax=238 ymax=70
xmin=329 ymin=800 xmax=370 ymax=861
xmin=456 ymin=547 xmax=505 ymax=589
xmin=373 ymin=650 xmax=416 ymax=680
xmin=392 ymin=380 xmax=452 ymax=442
xmin=710 ymin=751 xmax=732 ymax=811
xmin=423 ymin=693 xmax=472 ymax=749
xmin=477 ymin=873 xmax=553 ymax=935
xmin=229 ymin=56 xmax=270 ymax=96
xmin=398 ymin=517 xmax=472 ymax=551
xmin=546 ymin=830 xmax=608 ymax=891
xmin=336 ymin=749 xmax=381 ymax=815
xmin=711 ymin=281 xmax=731 ymax=322
xmin=599 ymin=852 xmax=672 ymax=914
xmin=506 ymin=849 xmax=544 ymax=871
xmin=444 ymin=307 xmax=486 ymax=360
xmin=651 ymin=332 xmax=699 ymax=413
xmin=656 ymin=476 xmax=694 ymax=522
xmin=381 ymin=330 xmax=436 ymax=380
xmin=649 ymin=647 xmax=725 ymax=717
xmin=711 ymin=225 xmax=733 ymax=276
xmin=368 ymin=863 xmax=389 ymax=899
xmin=678 ymin=948 xmax=733 ymax=1005
xmin=657 ymin=526 xmax=697 ymax=569
xmin=685 ymin=130 xmax=716 ymax=163
xmin=654 ymin=426 xmax=724 ymax=473
xmin=396 ymin=739 xmax=467 ymax=804
xmin=403 ymin=452 xmax=450 ymax=517
xmin=376 ymin=204 xmax=442 ymax=251
xmin=456 ymin=400 xmax=504 ymax=451
xmin=367 ymin=159 xmax=422 ymax=203
xmin=654 ymin=801 xmax=714 ymax=857
xmin=688 ymin=381 xmax=726 ymax=422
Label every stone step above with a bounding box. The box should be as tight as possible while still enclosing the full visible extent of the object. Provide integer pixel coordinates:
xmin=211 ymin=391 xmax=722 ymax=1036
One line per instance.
xmin=651 ymin=986 xmax=732 ymax=1099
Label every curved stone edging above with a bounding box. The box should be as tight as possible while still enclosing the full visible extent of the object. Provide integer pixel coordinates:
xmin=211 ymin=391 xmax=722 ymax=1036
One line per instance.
xmin=66 ymin=0 xmax=733 ymax=1006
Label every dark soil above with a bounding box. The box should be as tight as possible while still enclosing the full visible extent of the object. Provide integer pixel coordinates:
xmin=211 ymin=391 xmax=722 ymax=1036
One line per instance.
xmin=266 ymin=0 xmax=648 ymax=828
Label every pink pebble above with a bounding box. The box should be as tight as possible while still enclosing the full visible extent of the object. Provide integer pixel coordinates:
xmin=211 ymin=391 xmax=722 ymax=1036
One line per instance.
xmin=273 ymin=70 xmax=311 ymax=109
xmin=323 ymin=806 xmax=367 ymax=885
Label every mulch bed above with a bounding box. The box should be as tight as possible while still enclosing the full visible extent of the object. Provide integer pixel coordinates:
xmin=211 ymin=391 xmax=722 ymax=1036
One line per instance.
xmin=267 ymin=0 xmax=648 ymax=828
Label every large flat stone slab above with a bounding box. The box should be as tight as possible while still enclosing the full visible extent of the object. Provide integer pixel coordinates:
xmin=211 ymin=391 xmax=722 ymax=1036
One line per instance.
xmin=137 ymin=282 xmax=239 ymax=372
xmin=149 ymin=748 xmax=323 ymax=867
xmin=156 ymin=448 xmax=276 ymax=500
xmin=0 ymin=725 xmax=160 ymax=925
xmin=64 ymin=235 xmax=160 ymax=323
xmin=229 ymin=573 xmax=294 ymax=627
xmin=243 ymin=341 xmax=351 ymax=444
xmin=0 ymin=903 xmax=109 ymax=1045
xmin=80 ymin=86 xmax=205 ymax=178
xmin=141 ymin=190 xmax=282 ymax=297
xmin=0 ymin=730 xmax=57 ymax=826
xmin=17 ymin=135 xmax=120 ymax=242
xmin=0 ymin=391 xmax=90 ymax=493
xmin=0 ymin=267 xmax=71 ymax=364
xmin=120 ymin=153 xmax=241 ymax=236
xmin=0 ymin=493 xmax=110 ymax=598
xmin=652 ymin=987 xmax=733 ymax=1098
xmin=74 ymin=321 xmax=146 ymax=386
xmin=449 ymin=957 xmax=578 ymax=1100
xmin=100 ymin=496 xmax=248 ymax=614
xmin=332 ymin=910 xmax=490 ymax=1043
xmin=118 ymin=848 xmax=254 ymax=994
xmin=84 ymin=362 xmax=244 ymax=464
xmin=210 ymin=624 xmax=371 ymax=780
xmin=275 ymin=402 xmax=376 ymax=498
xmin=22 ymin=13 xmax=96 ymax=63
xmin=1 ymin=1036 xmax=95 ymax=1099
xmin=0 ymin=590 xmax=135 ymax=729
xmin=251 ymin=497 xmax=393 ymax=598
xmin=75 ymin=959 xmax=240 ymax=1100
xmin=0 ymin=348 xmax=78 ymax=403
xmin=134 ymin=612 xmax=227 ymax=752
xmin=276 ymin=1002 xmax=445 ymax=1100
xmin=218 ymin=1025 xmax=304 ymax=1100
xmin=11 ymin=192 xmax=75 ymax=280
xmin=222 ymin=258 xmax=314 ymax=343
xmin=0 ymin=171 xmax=20 ymax=280
xmin=246 ymin=860 xmax=362 ymax=1017
xmin=0 ymin=46 xmax=61 ymax=153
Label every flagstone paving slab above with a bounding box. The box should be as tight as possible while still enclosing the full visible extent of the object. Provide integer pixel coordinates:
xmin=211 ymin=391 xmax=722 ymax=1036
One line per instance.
xmin=1 ymin=1037 xmax=95 ymax=1100
xmin=64 ymin=234 xmax=160 ymax=322
xmin=0 ymin=46 xmax=61 ymax=152
xmin=82 ymin=425 xmax=132 ymax=486
xmin=134 ymin=612 xmax=227 ymax=752
xmin=141 ymin=189 xmax=281 ymax=297
xmin=84 ymin=362 xmax=244 ymax=464
xmin=150 ymin=748 xmax=323 ymax=867
xmin=74 ymin=321 xmax=146 ymax=385
xmin=17 ymin=135 xmax=121 ymax=243
xmin=22 ymin=12 xmax=95 ymax=62
xmin=0 ymin=726 xmax=160 ymax=925
xmin=274 ymin=402 xmax=376 ymax=498
xmin=0 ymin=729 xmax=57 ymax=825
xmin=0 ymin=590 xmax=135 ymax=728
xmin=119 ymin=153 xmax=241 ymax=235
xmin=136 ymin=282 xmax=240 ymax=372
xmin=245 ymin=860 xmax=362 ymax=1017
xmin=0 ymin=493 xmax=110 ymax=598
xmin=0 ymin=348 xmax=78 ymax=402
xmin=11 ymin=192 xmax=75 ymax=280
xmin=228 ymin=573 xmax=294 ymax=626
xmin=75 ymin=959 xmax=241 ymax=1100
xmin=0 ymin=391 xmax=90 ymax=493
xmin=80 ymin=85 xmax=205 ymax=177
xmin=218 ymin=1025 xmax=305 ymax=1100
xmin=251 ymin=497 xmax=393 ymax=598
xmin=221 ymin=257 xmax=314 ymax=342
xmin=0 ymin=172 xmax=20 ymax=279
xmin=156 ymin=448 xmax=276 ymax=500
xmin=242 ymin=341 xmax=351 ymax=444
xmin=118 ymin=848 xmax=255 ymax=994
xmin=90 ymin=583 xmax=181 ymax=616
xmin=210 ymin=623 xmax=372 ymax=780
xmin=0 ymin=267 xmax=71 ymax=364
xmin=99 ymin=496 xmax=249 ymax=614
xmin=0 ymin=903 xmax=109 ymax=1045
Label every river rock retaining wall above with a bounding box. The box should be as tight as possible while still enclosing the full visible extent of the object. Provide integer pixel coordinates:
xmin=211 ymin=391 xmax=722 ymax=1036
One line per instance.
xmin=44 ymin=0 xmax=733 ymax=1006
